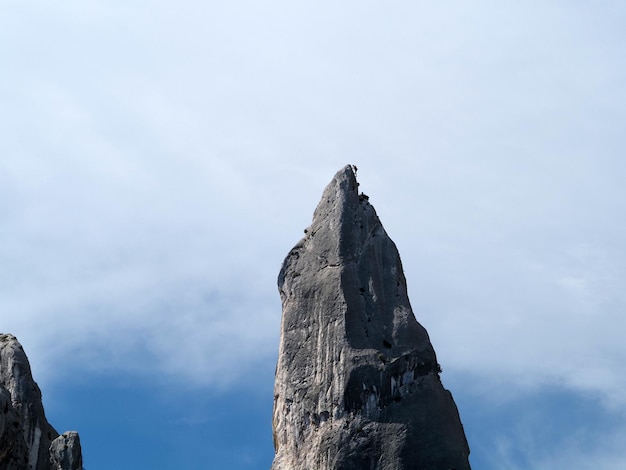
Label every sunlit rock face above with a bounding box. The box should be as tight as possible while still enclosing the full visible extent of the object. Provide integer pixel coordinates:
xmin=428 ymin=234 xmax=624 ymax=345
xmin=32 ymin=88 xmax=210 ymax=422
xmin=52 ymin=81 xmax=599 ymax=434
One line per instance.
xmin=0 ymin=334 xmax=82 ymax=470
xmin=271 ymin=165 xmax=471 ymax=470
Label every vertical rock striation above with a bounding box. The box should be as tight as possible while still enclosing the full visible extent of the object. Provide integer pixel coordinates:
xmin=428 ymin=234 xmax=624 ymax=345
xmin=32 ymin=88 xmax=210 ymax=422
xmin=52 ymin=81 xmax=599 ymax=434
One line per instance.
xmin=271 ymin=165 xmax=471 ymax=470
xmin=0 ymin=334 xmax=82 ymax=470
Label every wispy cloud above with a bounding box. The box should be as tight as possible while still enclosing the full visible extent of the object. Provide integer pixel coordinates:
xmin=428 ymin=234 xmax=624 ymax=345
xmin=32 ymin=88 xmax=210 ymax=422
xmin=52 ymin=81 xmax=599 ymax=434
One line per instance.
xmin=1 ymin=0 xmax=625 ymax=424
xmin=488 ymin=409 xmax=626 ymax=469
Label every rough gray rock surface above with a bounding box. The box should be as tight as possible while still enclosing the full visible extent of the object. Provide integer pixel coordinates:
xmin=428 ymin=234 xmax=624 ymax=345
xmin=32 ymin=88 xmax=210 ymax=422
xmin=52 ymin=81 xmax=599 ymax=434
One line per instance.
xmin=49 ymin=433 xmax=82 ymax=470
xmin=271 ymin=165 xmax=471 ymax=470
xmin=0 ymin=334 xmax=82 ymax=470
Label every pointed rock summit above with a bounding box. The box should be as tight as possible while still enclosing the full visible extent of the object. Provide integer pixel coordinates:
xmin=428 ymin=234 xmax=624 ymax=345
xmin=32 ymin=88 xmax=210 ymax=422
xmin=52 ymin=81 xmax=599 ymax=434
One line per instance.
xmin=0 ymin=334 xmax=82 ymax=470
xmin=271 ymin=165 xmax=470 ymax=469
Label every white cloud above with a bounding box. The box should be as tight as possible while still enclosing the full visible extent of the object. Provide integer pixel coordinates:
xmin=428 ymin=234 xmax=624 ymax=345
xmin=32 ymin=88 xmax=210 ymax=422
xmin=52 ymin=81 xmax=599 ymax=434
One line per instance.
xmin=1 ymin=1 xmax=625 ymax=423
xmin=488 ymin=412 xmax=626 ymax=470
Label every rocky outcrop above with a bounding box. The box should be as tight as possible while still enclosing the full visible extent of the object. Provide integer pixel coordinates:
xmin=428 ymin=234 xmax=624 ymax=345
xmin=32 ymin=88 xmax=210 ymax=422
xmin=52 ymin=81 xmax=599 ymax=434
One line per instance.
xmin=271 ymin=165 xmax=471 ymax=469
xmin=0 ymin=334 xmax=82 ymax=470
xmin=49 ymin=433 xmax=82 ymax=470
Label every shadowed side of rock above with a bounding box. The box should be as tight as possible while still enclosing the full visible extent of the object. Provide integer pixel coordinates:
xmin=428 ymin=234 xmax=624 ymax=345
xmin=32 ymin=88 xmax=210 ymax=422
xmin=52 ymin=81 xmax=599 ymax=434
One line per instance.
xmin=271 ymin=165 xmax=471 ymax=469
xmin=0 ymin=334 xmax=82 ymax=470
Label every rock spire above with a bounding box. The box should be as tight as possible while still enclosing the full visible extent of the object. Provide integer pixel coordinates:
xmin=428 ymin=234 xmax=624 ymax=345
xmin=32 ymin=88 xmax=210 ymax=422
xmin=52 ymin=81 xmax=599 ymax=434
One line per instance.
xmin=0 ymin=334 xmax=82 ymax=470
xmin=271 ymin=165 xmax=471 ymax=469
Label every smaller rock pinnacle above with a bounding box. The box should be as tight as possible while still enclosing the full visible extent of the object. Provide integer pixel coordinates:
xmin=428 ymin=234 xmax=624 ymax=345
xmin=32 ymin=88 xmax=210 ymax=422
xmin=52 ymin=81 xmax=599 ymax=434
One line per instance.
xmin=0 ymin=334 xmax=83 ymax=470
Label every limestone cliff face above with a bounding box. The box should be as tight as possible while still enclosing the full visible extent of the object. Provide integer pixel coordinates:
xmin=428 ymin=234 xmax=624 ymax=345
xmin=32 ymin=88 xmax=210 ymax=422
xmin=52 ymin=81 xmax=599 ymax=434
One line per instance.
xmin=0 ymin=334 xmax=82 ymax=470
xmin=271 ymin=165 xmax=471 ymax=470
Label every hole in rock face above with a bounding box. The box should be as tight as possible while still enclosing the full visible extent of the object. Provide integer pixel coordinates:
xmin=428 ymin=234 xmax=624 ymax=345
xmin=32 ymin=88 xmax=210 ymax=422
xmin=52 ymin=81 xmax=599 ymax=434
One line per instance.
xmin=383 ymin=339 xmax=392 ymax=349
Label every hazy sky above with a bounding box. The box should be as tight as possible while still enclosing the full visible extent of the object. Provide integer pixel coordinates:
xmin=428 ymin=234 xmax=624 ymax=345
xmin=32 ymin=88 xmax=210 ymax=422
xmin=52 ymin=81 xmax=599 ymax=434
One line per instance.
xmin=2 ymin=1 xmax=626 ymax=468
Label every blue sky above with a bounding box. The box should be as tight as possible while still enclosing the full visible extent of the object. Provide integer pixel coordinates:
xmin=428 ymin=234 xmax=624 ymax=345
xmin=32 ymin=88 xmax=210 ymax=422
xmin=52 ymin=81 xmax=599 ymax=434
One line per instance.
xmin=2 ymin=1 xmax=626 ymax=468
